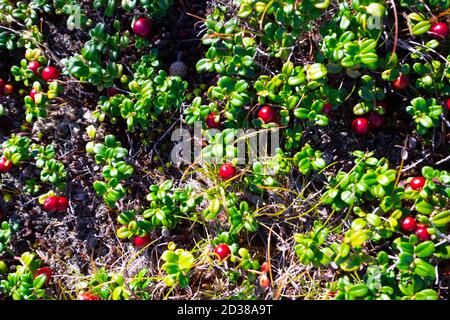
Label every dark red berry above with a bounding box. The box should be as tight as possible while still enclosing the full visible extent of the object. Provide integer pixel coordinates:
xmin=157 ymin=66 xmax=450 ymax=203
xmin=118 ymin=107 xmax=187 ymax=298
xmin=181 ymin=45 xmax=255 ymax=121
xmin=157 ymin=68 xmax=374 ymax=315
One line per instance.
xmin=0 ymin=79 xmax=4 ymax=88
xmin=401 ymin=216 xmax=417 ymax=232
xmin=392 ymin=74 xmax=409 ymax=90
xmin=206 ymin=112 xmax=221 ymax=128
xmin=35 ymin=267 xmax=52 ymax=285
xmin=352 ymin=117 xmax=370 ymax=135
xmin=368 ymin=113 xmax=384 ymax=129
xmin=213 ymin=243 xmax=231 ymax=260
xmin=107 ymin=87 xmax=120 ymax=97
xmin=42 ymin=66 xmax=60 ymax=82
xmin=134 ymin=234 xmax=151 ymax=248
xmin=322 ymin=102 xmax=332 ymax=114
xmin=446 ymin=98 xmax=450 ymax=111
xmin=79 ymin=292 xmax=101 ymax=300
xmin=218 ymin=163 xmax=237 ymax=180
xmin=0 ymin=156 xmax=12 ymax=173
xmin=27 ymin=61 xmax=41 ymax=75
xmin=430 ymin=22 xmax=449 ymax=40
xmin=410 ymin=177 xmax=426 ymax=190
xmin=43 ymin=196 xmax=58 ymax=212
xmin=258 ymin=105 xmax=277 ymax=123
xmin=56 ymin=196 xmax=69 ymax=212
xmin=415 ymin=226 xmax=431 ymax=241
xmin=133 ymin=17 xmax=152 ymax=38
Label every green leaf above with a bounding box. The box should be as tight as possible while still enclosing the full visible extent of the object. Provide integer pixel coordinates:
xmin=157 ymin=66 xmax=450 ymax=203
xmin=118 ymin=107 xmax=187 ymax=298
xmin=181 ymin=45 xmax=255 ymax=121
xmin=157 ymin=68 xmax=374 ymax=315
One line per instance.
xmin=414 ymin=241 xmax=435 ymax=258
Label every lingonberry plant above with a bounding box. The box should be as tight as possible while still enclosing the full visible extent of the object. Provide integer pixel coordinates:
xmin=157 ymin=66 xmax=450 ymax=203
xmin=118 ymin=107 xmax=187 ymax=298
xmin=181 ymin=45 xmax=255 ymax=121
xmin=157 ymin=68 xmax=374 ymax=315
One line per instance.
xmin=0 ymin=0 xmax=449 ymax=302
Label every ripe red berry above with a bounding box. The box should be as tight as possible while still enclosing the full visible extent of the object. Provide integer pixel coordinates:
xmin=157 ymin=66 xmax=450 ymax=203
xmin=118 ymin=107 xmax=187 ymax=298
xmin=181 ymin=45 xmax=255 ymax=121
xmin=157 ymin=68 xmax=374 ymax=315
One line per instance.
xmin=42 ymin=66 xmax=60 ymax=82
xmin=322 ymin=102 xmax=332 ymax=114
xmin=352 ymin=117 xmax=370 ymax=135
xmin=43 ymin=196 xmax=59 ymax=212
xmin=30 ymin=88 xmax=38 ymax=100
xmin=35 ymin=267 xmax=52 ymax=285
xmin=368 ymin=113 xmax=384 ymax=129
xmin=446 ymin=98 xmax=450 ymax=111
xmin=218 ymin=163 xmax=237 ymax=180
xmin=392 ymin=74 xmax=409 ymax=90
xmin=133 ymin=17 xmax=152 ymax=38
xmin=259 ymin=274 xmax=270 ymax=289
xmin=56 ymin=196 xmax=69 ymax=212
xmin=261 ymin=262 xmax=269 ymax=273
xmin=27 ymin=61 xmax=41 ymax=75
xmin=213 ymin=243 xmax=231 ymax=260
xmin=3 ymin=84 xmax=13 ymax=95
xmin=79 ymin=292 xmax=101 ymax=300
xmin=0 ymin=156 xmax=12 ymax=173
xmin=206 ymin=112 xmax=221 ymax=128
xmin=415 ymin=226 xmax=431 ymax=241
xmin=107 ymin=87 xmax=120 ymax=97
xmin=134 ymin=234 xmax=151 ymax=248
xmin=401 ymin=216 xmax=417 ymax=232
xmin=410 ymin=177 xmax=426 ymax=190
xmin=430 ymin=22 xmax=449 ymax=40
xmin=258 ymin=105 xmax=277 ymax=123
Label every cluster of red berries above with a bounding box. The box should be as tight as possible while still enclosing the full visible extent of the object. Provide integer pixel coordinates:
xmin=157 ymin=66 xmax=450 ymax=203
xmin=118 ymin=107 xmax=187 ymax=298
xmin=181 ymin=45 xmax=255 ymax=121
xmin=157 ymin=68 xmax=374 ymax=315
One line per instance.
xmin=0 ymin=78 xmax=14 ymax=96
xmin=26 ymin=62 xmax=60 ymax=100
xmin=400 ymin=176 xmax=430 ymax=241
xmin=0 ymin=156 xmax=12 ymax=173
xmin=401 ymin=216 xmax=431 ymax=241
xmin=43 ymin=195 xmax=69 ymax=212
xmin=78 ymin=292 xmax=101 ymax=300
xmin=352 ymin=101 xmax=387 ymax=135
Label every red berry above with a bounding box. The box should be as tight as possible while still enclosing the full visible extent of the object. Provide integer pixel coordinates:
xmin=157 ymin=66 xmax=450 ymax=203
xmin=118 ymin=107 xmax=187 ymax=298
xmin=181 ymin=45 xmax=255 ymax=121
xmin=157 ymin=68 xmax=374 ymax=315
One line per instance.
xmin=42 ymin=66 xmax=60 ymax=82
xmin=430 ymin=22 xmax=449 ymax=40
xmin=410 ymin=177 xmax=426 ymax=190
xmin=27 ymin=61 xmax=41 ymax=75
xmin=0 ymin=156 xmax=12 ymax=173
xmin=322 ymin=102 xmax=332 ymax=114
xmin=392 ymin=74 xmax=409 ymax=90
xmin=415 ymin=226 xmax=431 ymax=241
xmin=368 ymin=113 xmax=384 ymax=129
xmin=218 ymin=163 xmax=237 ymax=180
xmin=79 ymin=292 xmax=101 ymax=300
xmin=0 ymin=79 xmax=4 ymax=88
xmin=34 ymin=267 xmax=52 ymax=285
xmin=56 ymin=196 xmax=69 ymax=212
xmin=43 ymin=196 xmax=59 ymax=212
xmin=107 ymin=87 xmax=120 ymax=97
xmin=446 ymin=98 xmax=450 ymax=111
xmin=261 ymin=262 xmax=269 ymax=273
xmin=213 ymin=243 xmax=231 ymax=260
xmin=258 ymin=105 xmax=276 ymax=123
xmin=133 ymin=17 xmax=152 ymax=38
xmin=206 ymin=112 xmax=221 ymax=128
xmin=401 ymin=216 xmax=417 ymax=232
xmin=4 ymin=84 xmax=13 ymax=95
xmin=259 ymin=274 xmax=270 ymax=289
xmin=134 ymin=234 xmax=151 ymax=248
xmin=352 ymin=117 xmax=370 ymax=135
xmin=30 ymin=88 xmax=38 ymax=100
